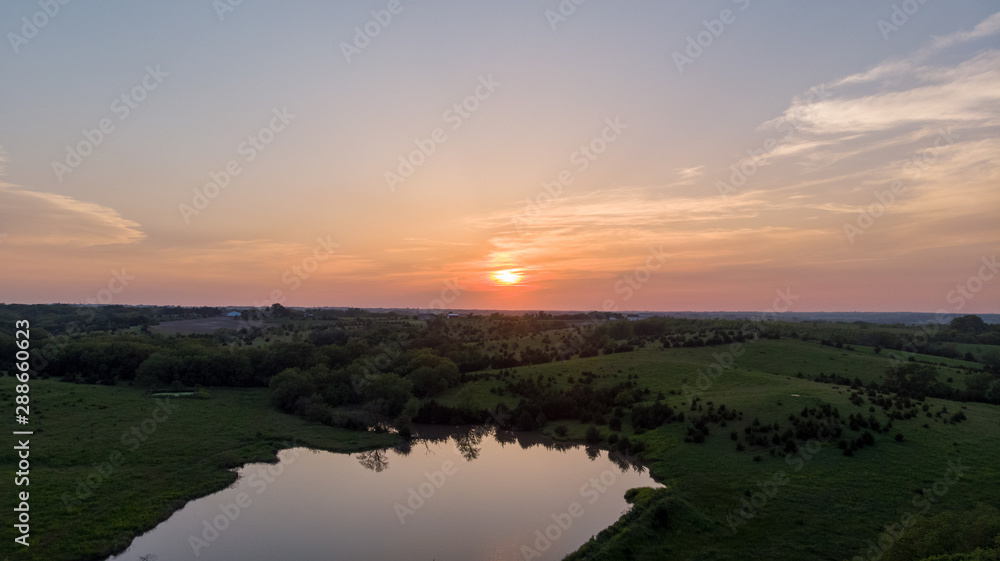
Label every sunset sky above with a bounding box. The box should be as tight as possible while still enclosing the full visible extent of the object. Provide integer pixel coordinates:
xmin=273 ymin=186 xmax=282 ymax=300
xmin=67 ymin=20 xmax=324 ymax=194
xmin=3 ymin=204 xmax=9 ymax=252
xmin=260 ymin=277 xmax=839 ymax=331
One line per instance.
xmin=1 ymin=1 xmax=998 ymax=312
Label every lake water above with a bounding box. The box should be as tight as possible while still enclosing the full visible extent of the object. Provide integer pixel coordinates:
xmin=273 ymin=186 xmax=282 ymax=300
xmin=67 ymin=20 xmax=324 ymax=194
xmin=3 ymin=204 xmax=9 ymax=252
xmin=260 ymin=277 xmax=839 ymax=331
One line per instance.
xmin=108 ymin=425 xmax=661 ymax=561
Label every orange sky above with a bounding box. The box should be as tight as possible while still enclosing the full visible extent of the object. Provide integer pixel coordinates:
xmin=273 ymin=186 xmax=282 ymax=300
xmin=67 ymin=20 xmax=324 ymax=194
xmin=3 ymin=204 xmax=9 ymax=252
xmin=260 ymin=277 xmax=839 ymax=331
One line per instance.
xmin=1 ymin=5 xmax=998 ymax=313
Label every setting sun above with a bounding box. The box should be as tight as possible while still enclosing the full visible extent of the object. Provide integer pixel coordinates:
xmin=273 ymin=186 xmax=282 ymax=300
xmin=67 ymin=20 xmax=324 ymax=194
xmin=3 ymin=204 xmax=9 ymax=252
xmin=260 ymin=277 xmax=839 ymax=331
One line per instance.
xmin=492 ymin=270 xmax=522 ymax=285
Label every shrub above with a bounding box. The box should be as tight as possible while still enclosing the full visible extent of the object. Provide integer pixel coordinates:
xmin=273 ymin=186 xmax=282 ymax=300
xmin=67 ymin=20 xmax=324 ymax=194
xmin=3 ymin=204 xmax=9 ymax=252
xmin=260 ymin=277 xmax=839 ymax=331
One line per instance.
xmin=585 ymin=425 xmax=602 ymax=444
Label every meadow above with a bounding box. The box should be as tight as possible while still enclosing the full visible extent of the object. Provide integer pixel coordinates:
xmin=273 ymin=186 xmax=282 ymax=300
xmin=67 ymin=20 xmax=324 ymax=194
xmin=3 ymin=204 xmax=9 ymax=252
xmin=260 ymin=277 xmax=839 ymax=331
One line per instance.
xmin=438 ymin=340 xmax=1000 ymax=560
xmin=0 ymin=380 xmax=395 ymax=561
xmin=2 ymin=307 xmax=998 ymax=560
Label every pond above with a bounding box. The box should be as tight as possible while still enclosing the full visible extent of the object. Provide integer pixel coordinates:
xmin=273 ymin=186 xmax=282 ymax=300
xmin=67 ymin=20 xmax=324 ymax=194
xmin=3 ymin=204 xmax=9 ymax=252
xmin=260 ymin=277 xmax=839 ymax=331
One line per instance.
xmin=108 ymin=425 xmax=661 ymax=561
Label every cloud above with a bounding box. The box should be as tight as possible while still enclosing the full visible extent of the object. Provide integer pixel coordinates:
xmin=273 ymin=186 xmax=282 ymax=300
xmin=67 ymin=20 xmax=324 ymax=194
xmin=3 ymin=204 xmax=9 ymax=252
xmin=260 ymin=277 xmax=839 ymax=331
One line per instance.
xmin=767 ymin=51 xmax=1000 ymax=140
xmin=671 ymin=165 xmax=706 ymax=185
xmin=151 ymin=239 xmax=381 ymax=281
xmin=408 ymin=14 xmax=1000 ymax=297
xmin=737 ymin=13 xmax=1000 ymax=258
xmin=0 ymin=182 xmax=146 ymax=247
xmin=0 ymin=146 xmax=145 ymax=247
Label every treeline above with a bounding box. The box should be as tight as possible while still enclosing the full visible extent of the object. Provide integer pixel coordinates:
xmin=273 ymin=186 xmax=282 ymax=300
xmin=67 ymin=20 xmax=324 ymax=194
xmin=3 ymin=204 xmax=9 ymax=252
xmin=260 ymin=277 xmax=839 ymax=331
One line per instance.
xmin=813 ymin=315 xmax=1000 ymax=359
xmin=808 ymin=362 xmax=1000 ymax=405
xmin=0 ymin=304 xmax=221 ymax=337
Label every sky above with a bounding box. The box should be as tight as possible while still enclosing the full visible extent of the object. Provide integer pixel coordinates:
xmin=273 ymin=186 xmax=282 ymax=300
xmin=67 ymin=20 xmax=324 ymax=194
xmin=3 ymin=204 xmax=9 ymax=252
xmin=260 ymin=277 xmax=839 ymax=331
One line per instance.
xmin=0 ymin=1 xmax=998 ymax=313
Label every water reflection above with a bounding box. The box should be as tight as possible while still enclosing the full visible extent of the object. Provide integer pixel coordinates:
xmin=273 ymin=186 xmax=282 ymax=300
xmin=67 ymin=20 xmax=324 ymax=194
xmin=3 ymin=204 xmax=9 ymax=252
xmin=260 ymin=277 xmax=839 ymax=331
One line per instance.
xmin=110 ymin=424 xmax=660 ymax=561
xmin=354 ymin=425 xmax=647 ymax=474
xmin=355 ymin=449 xmax=389 ymax=472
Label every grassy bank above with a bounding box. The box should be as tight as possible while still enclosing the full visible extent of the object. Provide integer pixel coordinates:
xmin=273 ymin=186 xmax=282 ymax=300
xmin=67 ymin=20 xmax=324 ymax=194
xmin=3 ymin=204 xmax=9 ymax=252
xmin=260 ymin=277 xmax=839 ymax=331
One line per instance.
xmin=438 ymin=339 xmax=1000 ymax=560
xmin=3 ymin=336 xmax=998 ymax=560
xmin=0 ymin=379 xmax=397 ymax=561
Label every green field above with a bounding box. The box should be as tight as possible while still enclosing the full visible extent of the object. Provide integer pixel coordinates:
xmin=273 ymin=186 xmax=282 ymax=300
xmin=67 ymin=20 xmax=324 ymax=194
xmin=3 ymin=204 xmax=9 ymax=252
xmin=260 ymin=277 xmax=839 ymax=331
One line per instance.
xmin=438 ymin=339 xmax=1000 ymax=560
xmin=0 ymin=380 xmax=396 ymax=561
xmin=3 ymin=336 xmax=999 ymax=561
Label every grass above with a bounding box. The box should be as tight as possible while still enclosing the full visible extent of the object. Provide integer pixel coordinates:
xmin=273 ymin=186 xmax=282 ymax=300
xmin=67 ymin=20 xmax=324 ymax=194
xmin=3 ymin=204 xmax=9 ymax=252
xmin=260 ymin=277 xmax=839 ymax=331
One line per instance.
xmin=439 ymin=339 xmax=1000 ymax=560
xmin=3 ymin=336 xmax=998 ymax=561
xmin=0 ymin=379 xmax=397 ymax=561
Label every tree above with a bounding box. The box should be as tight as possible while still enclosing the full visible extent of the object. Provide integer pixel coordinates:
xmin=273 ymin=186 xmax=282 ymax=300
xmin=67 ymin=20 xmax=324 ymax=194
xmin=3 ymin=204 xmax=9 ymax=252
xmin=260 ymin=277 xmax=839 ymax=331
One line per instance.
xmin=134 ymin=352 xmax=185 ymax=387
xmin=950 ymin=315 xmax=988 ymax=334
xmin=880 ymin=504 xmax=1000 ymax=561
xmin=308 ymin=328 xmax=348 ymax=346
xmin=361 ymin=373 xmax=413 ymax=418
xmin=268 ymin=368 xmax=315 ymax=413
xmin=983 ymin=351 xmax=1000 ymax=376
xmin=885 ymin=363 xmax=940 ymax=398
xmin=404 ymin=353 xmax=460 ymax=397
xmin=615 ymin=390 xmax=636 ymax=407
xmin=585 ymin=425 xmax=602 ymax=444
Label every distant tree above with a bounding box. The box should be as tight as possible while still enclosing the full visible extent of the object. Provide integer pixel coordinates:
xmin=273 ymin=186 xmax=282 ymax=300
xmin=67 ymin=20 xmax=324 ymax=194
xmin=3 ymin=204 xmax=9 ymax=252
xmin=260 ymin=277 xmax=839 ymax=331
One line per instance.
xmin=951 ymin=315 xmax=988 ymax=334
xmin=133 ymin=352 xmax=184 ymax=387
xmin=879 ymin=504 xmax=1000 ymax=561
xmin=885 ymin=362 xmax=940 ymax=398
xmin=308 ymin=328 xmax=348 ymax=346
xmin=615 ymin=390 xmax=636 ymax=407
xmin=983 ymin=351 xmax=1000 ymax=376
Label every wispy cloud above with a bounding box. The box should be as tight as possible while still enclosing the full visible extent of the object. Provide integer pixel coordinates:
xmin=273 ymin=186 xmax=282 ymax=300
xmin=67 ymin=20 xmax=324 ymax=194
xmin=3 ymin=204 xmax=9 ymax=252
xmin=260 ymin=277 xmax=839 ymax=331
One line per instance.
xmin=0 ymin=147 xmax=145 ymax=247
xmin=0 ymin=182 xmax=146 ymax=247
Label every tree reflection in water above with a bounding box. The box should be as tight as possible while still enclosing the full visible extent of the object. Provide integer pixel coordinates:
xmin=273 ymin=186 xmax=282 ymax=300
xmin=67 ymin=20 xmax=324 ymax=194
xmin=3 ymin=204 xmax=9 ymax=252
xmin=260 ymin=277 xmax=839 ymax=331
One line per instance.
xmin=393 ymin=439 xmax=412 ymax=457
xmin=452 ymin=425 xmax=490 ymax=462
xmin=356 ymin=449 xmax=389 ymax=472
xmin=355 ymin=425 xmax=647 ymax=475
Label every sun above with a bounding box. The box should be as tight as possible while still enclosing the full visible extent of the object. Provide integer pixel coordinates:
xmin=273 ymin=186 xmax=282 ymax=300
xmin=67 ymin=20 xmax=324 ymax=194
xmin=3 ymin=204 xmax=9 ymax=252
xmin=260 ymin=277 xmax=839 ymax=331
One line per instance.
xmin=492 ymin=269 xmax=522 ymax=285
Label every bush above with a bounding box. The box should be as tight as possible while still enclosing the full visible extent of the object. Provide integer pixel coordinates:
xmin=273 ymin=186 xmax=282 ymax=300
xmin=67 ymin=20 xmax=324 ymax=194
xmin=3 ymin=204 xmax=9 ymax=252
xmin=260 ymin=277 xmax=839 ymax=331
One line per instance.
xmin=609 ymin=416 xmax=623 ymax=432
xmin=268 ymin=368 xmax=315 ymax=413
xmin=554 ymin=424 xmax=569 ymax=437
